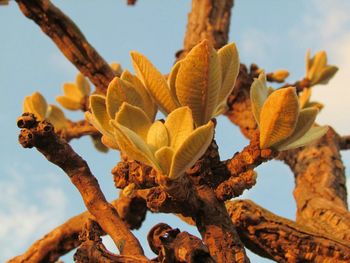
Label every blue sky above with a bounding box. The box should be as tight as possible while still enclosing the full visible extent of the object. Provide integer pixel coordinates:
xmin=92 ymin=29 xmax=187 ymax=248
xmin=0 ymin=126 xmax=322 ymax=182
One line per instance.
xmin=1 ymin=1 xmax=350 ymax=262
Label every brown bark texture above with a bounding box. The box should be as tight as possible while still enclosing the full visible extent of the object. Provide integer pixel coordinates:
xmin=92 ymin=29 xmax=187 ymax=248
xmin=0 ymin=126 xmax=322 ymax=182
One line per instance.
xmin=15 ymin=0 xmax=115 ymax=94
xmin=16 ymin=114 xmax=145 ymax=258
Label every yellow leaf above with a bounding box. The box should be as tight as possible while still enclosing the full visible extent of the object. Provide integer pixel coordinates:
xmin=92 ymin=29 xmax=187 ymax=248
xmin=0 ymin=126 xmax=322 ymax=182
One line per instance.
xmin=110 ymin=63 xmax=123 ymax=77
xmin=155 ymin=146 xmax=174 ymax=175
xmin=89 ymin=95 xmax=113 ymax=135
xmin=111 ymin=122 xmax=161 ymax=171
xmin=101 ymin=134 xmax=119 ymax=150
xmin=168 ymin=60 xmax=182 ymax=106
xmin=30 ymin=92 xmax=48 ymax=120
xmin=308 ymin=51 xmax=327 ymax=84
xmin=164 ymin=107 xmax=194 ymax=150
xmin=271 ymin=70 xmax=289 ymax=82
xmin=23 ymin=96 xmax=33 ymax=113
xmin=46 ymin=105 xmax=67 ymax=130
xmin=63 ymin=83 xmax=81 ymax=100
xmin=175 ymin=39 xmax=221 ymax=125
xmin=275 ymin=107 xmax=318 ymax=150
xmin=259 ymin=87 xmax=299 ymax=149
xmin=147 ymin=121 xmax=169 ymax=150
xmin=121 ymin=70 xmax=157 ymax=121
xmin=299 ymin=88 xmax=311 ymax=109
xmin=115 ymin=102 xmax=152 ymax=141
xmin=217 ymin=42 xmax=240 ymax=108
xmin=56 ymin=96 xmax=81 ymax=111
xmin=169 ymin=121 xmax=214 ymax=179
xmin=130 ymin=51 xmax=178 ymax=114
xmin=277 ymin=126 xmax=328 ymax=151
xmin=76 ymin=73 xmax=90 ymax=96
xmin=250 ymin=72 xmax=269 ymax=124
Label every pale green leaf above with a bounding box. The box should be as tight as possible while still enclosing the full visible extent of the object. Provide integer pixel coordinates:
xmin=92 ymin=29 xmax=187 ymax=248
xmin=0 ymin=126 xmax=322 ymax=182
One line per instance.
xmin=121 ymin=70 xmax=157 ymax=121
xmin=175 ymin=40 xmax=221 ymax=125
xmin=169 ymin=121 xmax=214 ymax=179
xmin=147 ymin=121 xmax=169 ymax=150
xmin=111 ymin=122 xmax=161 ymax=170
xmin=30 ymin=92 xmax=48 ymax=120
xmin=217 ymin=42 xmax=240 ymax=108
xmin=275 ymin=107 xmax=318 ymax=150
xmin=115 ymin=102 xmax=152 ymax=140
xmin=250 ymin=72 xmax=269 ymax=124
xmin=130 ymin=51 xmax=178 ymax=114
xmin=155 ymin=146 xmax=174 ymax=175
xmin=316 ymin=65 xmax=338 ymax=85
xmin=277 ymin=126 xmax=328 ymax=151
xmin=46 ymin=105 xmax=67 ymax=130
xmin=56 ymin=96 xmax=81 ymax=111
xmin=259 ymin=87 xmax=299 ymax=149
xmin=164 ymin=107 xmax=194 ymax=150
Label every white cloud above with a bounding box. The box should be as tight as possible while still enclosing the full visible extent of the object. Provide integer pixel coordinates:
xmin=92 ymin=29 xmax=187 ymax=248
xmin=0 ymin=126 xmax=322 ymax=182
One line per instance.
xmin=0 ymin=167 xmax=67 ymax=261
xmin=295 ymin=0 xmax=350 ymax=134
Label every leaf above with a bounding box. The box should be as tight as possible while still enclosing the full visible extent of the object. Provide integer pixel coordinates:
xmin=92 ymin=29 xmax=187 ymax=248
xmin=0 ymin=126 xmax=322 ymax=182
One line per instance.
xmin=275 ymin=107 xmax=318 ymax=150
xmin=56 ymin=96 xmax=81 ymax=111
xmin=130 ymin=51 xmax=178 ymax=114
xmin=308 ymin=51 xmax=327 ymax=84
xmin=106 ymin=77 xmax=144 ymax=119
xmin=46 ymin=105 xmax=67 ymax=130
xmin=101 ymin=134 xmax=119 ymax=150
xmin=121 ymin=70 xmax=157 ymax=120
xmin=259 ymin=87 xmax=299 ymax=149
xmin=217 ymin=42 xmax=240 ymax=107
xmin=147 ymin=121 xmax=169 ymax=150
xmin=111 ymin=122 xmax=161 ymax=171
xmin=299 ymin=88 xmax=311 ymax=108
xmin=110 ymin=63 xmax=123 ymax=77
xmin=23 ymin=96 xmax=33 ymax=113
xmin=115 ymin=102 xmax=152 ymax=141
xmin=30 ymin=92 xmax=48 ymax=120
xmin=169 ymin=121 xmax=214 ymax=179
xmin=91 ymin=136 xmax=109 ymax=153
xmin=76 ymin=73 xmax=90 ymax=96
xmin=317 ymin=65 xmax=338 ymax=85
xmin=250 ymin=72 xmax=269 ymax=124
xmin=277 ymin=126 xmax=328 ymax=151
xmin=164 ymin=107 xmax=194 ymax=150
xmin=155 ymin=146 xmax=174 ymax=175
xmin=175 ymin=40 xmax=221 ymax=125
xmin=63 ymin=83 xmax=81 ymax=100
xmin=168 ymin=60 xmax=182 ymax=105
xmin=89 ymin=95 xmax=113 ymax=135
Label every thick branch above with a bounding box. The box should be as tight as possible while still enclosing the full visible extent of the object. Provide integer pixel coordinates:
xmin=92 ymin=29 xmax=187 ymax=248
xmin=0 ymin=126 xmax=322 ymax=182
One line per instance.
xmin=59 ymin=120 xmax=99 ymax=142
xmin=178 ymin=0 xmax=233 ymax=58
xmin=16 ymin=114 xmax=144 ymax=257
xmin=339 ymin=135 xmax=350 ymax=150
xmin=8 ymin=195 xmax=147 ymax=263
xmin=227 ymin=200 xmax=350 ymax=263
xmin=280 ymin=128 xmax=350 ymax=241
xmin=16 ymin=0 xmax=114 ymax=94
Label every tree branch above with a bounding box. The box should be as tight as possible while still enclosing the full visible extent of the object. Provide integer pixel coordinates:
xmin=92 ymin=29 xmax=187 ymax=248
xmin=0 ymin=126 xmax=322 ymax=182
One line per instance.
xmin=16 ymin=0 xmax=115 ymax=94
xmin=16 ymin=114 xmax=145 ymax=257
xmin=178 ymin=0 xmax=234 ymax=59
xmin=59 ymin=120 xmax=99 ymax=142
xmin=338 ymin=135 xmax=350 ymax=150
xmin=227 ymin=200 xmax=350 ymax=263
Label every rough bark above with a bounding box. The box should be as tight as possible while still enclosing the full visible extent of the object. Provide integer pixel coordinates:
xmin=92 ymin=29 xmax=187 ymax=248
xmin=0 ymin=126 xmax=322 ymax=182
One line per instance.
xmin=16 ymin=0 xmax=115 ymax=94
xmin=227 ymin=200 xmax=350 ymax=263
xmin=178 ymin=0 xmax=233 ymax=58
xmin=16 ymin=114 xmax=145 ymax=257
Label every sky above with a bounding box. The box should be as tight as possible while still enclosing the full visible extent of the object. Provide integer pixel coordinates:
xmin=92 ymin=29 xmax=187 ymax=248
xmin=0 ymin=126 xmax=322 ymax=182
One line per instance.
xmin=1 ymin=0 xmax=350 ymax=262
